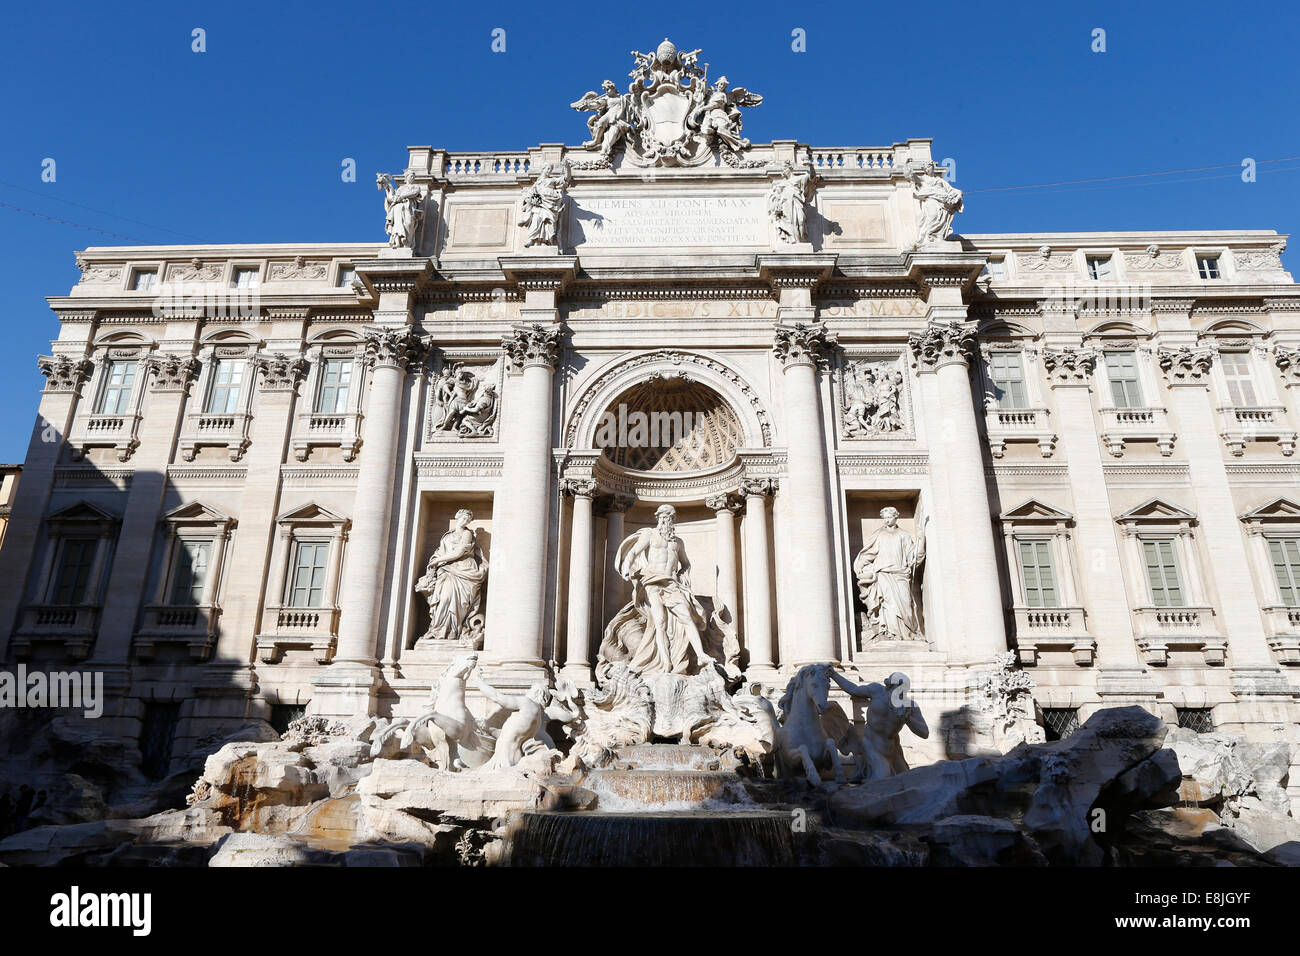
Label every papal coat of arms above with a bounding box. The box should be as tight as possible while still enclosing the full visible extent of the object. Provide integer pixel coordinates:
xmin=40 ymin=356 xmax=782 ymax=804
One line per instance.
xmin=570 ymin=38 xmax=763 ymax=167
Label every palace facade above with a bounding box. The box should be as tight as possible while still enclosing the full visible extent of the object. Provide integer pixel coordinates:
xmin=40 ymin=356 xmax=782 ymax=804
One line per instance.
xmin=2 ymin=41 xmax=1298 ymax=802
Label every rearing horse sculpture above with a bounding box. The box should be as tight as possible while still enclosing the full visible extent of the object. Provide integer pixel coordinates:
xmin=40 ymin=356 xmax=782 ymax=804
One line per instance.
xmin=770 ymin=663 xmax=849 ymax=789
xmin=392 ymin=652 xmax=496 ymax=770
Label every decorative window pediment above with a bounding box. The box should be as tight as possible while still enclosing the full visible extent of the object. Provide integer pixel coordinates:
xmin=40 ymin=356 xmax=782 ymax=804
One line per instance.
xmin=1117 ymin=498 xmax=1197 ymax=526
xmin=277 ymin=501 xmax=348 ymax=527
xmin=1240 ymin=497 xmax=1300 ymax=525
xmin=1001 ymin=499 xmax=1074 ymax=525
xmin=47 ymin=500 xmax=119 ymax=525
xmin=163 ymin=501 xmax=235 ymax=527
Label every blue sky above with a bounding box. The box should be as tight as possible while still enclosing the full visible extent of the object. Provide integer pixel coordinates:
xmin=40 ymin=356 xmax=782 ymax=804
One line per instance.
xmin=1 ymin=0 xmax=1297 ymax=461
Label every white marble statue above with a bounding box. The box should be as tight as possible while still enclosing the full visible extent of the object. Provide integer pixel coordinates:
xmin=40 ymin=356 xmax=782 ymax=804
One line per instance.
xmin=599 ymin=504 xmax=714 ymax=677
xmin=854 ymin=508 xmax=926 ymax=642
xmin=771 ymin=663 xmax=849 ymax=788
xmin=692 ymin=75 xmax=762 ymax=152
xmin=906 ymin=163 xmax=963 ymax=249
xmin=397 ymin=653 xmax=495 ymax=770
xmin=414 ymin=509 xmax=488 ymax=645
xmin=570 ymin=80 xmax=635 ymax=159
xmin=475 ymin=669 xmax=575 ymax=770
xmin=377 ymin=170 xmax=426 ymax=250
xmin=767 ymin=161 xmax=815 ymax=244
xmin=828 ymin=670 xmax=929 ymax=781
xmin=517 ymin=162 xmax=572 ymax=247
xmin=433 ymin=365 xmax=498 ymax=437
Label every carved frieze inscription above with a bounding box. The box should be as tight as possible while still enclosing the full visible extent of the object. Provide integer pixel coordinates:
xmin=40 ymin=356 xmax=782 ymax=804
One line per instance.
xmin=566 ymin=196 xmax=767 ymax=248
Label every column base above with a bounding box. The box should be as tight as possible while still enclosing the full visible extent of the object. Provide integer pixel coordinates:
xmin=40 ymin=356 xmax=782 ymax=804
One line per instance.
xmin=308 ymin=664 xmax=383 ymax=717
xmin=482 ymin=657 xmax=550 ymax=690
xmin=743 ymin=663 xmax=782 ymax=686
xmin=558 ymin=663 xmax=594 ymax=687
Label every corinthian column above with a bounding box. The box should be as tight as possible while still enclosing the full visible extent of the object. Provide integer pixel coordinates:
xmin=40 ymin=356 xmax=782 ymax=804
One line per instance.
xmin=773 ymin=322 xmax=840 ymax=665
xmin=482 ymin=323 xmax=562 ymax=677
xmin=331 ymin=326 xmax=424 ymax=671
xmin=908 ymin=316 xmax=1006 ymax=662
xmin=739 ymin=478 xmax=777 ymax=678
xmin=599 ymin=494 xmax=634 ymax=627
xmin=560 ymin=476 xmax=597 ymax=683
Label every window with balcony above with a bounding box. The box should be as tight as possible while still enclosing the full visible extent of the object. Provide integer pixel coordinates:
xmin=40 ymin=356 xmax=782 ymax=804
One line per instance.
xmin=1018 ymin=539 xmax=1059 ymax=608
xmin=168 ymin=539 xmax=211 ymax=606
xmin=1104 ymin=350 xmax=1143 ymax=408
xmin=97 ymin=360 xmax=137 ymax=414
xmin=1218 ymin=350 xmax=1257 ymax=407
xmin=205 ymin=359 xmax=244 ymax=414
xmin=1268 ymin=538 xmax=1300 ymax=606
xmin=1000 ymin=500 xmax=1091 ymax=665
xmin=987 ymin=351 xmax=1028 ymax=409
xmin=1142 ymin=538 xmax=1185 ymax=608
xmin=287 ymin=541 xmax=329 ymax=608
xmin=1240 ymin=497 xmax=1300 ymax=665
xmin=315 ymin=358 xmax=353 ymax=414
xmin=51 ymin=537 xmax=96 ymax=605
xmin=1196 ymin=256 xmax=1221 ymax=279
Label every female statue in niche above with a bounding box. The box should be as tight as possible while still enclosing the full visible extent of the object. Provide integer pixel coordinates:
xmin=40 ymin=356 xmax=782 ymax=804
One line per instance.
xmin=415 ymin=509 xmax=489 ymax=645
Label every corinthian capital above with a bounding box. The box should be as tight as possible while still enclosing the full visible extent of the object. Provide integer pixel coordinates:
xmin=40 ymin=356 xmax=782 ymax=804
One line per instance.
xmin=363 ymin=325 xmax=426 ymax=372
xmin=1041 ymin=346 xmax=1099 ymax=387
xmin=37 ymin=354 xmax=93 ymax=392
xmin=254 ymin=352 xmax=309 ymax=391
xmin=772 ymin=322 xmax=836 ymax=369
xmin=1276 ymin=346 xmax=1300 ymax=387
xmin=502 ymin=323 xmax=562 ymax=371
xmin=1158 ymin=346 xmax=1215 ymax=386
xmin=739 ymin=477 xmax=778 ymax=498
xmin=146 ymin=353 xmax=201 ymax=392
xmin=559 ymin=476 xmax=597 ymax=499
xmin=908 ymin=320 xmax=977 ymax=372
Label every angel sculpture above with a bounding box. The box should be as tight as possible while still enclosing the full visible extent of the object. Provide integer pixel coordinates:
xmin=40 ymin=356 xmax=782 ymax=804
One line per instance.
xmin=692 ymin=76 xmax=763 ymax=151
xmin=570 ymin=80 xmax=636 ymax=159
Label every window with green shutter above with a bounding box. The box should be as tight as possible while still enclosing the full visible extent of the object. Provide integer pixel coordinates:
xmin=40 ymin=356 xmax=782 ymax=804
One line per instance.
xmin=1268 ymin=537 xmax=1300 ymax=606
xmin=1142 ymin=538 xmax=1184 ymax=607
xmin=1017 ymin=539 xmax=1059 ymax=608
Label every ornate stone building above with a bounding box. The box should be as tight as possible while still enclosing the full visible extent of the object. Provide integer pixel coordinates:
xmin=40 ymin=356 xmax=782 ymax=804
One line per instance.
xmin=2 ymin=40 xmax=1298 ymax=801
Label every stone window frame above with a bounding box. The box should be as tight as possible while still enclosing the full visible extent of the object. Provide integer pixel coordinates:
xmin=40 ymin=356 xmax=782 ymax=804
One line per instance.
xmin=1115 ymin=498 xmax=1224 ymax=666
xmin=1084 ymin=322 xmax=1175 ymax=457
xmin=225 ymin=259 xmax=265 ymax=289
xmin=125 ymin=262 xmax=163 ymax=293
xmin=69 ymin=332 xmax=155 ymax=462
xmin=975 ymin=323 xmax=1056 ymax=458
xmin=135 ymin=501 xmax=236 ymax=661
xmin=1239 ymin=495 xmax=1300 ymax=665
xmin=1082 ymin=249 xmax=1120 ymax=282
xmin=1197 ymin=321 xmax=1295 ymax=456
xmin=179 ymin=330 xmax=263 ymax=462
xmin=13 ymin=500 xmax=120 ymax=659
xmin=256 ymin=501 xmax=349 ymax=664
xmin=1191 ymin=246 xmax=1229 ymax=282
xmin=999 ymin=499 xmax=1092 ymax=666
xmin=332 ymin=261 xmax=357 ymax=289
xmin=292 ymin=328 xmax=368 ymax=462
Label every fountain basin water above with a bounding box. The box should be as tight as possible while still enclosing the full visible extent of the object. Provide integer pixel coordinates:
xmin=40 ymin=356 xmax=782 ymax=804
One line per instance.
xmin=504 ymin=810 xmax=802 ymax=866
xmin=582 ymin=769 xmax=755 ymax=812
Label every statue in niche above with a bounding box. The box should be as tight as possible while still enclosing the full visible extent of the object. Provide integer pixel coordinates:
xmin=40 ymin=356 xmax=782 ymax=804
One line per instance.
xmin=415 ymin=509 xmax=488 ymax=645
xmin=517 ymin=161 xmax=572 ymax=247
xmin=433 ymin=365 xmax=498 ymax=437
xmin=376 ymin=170 xmax=426 ymax=250
xmin=843 ymin=362 xmax=905 ymax=437
xmin=767 ymin=161 xmax=816 ymax=244
xmin=905 ymin=162 xmax=963 ymax=250
xmin=854 ymin=508 xmax=927 ymax=642
xmin=570 ymin=80 xmax=635 ymax=159
xmin=599 ymin=504 xmax=717 ymax=678
xmin=828 ymin=670 xmax=929 ymax=780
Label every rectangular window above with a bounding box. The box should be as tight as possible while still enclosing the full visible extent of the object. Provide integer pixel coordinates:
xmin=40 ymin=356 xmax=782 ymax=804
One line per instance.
xmin=205 ymin=359 xmax=244 ymax=414
xmin=1197 ymin=256 xmax=1221 ymax=279
xmin=1042 ymin=708 xmax=1079 ymax=741
xmin=1086 ymin=256 xmax=1113 ymax=280
xmin=981 ymin=259 xmax=1006 ymax=280
xmin=286 ymin=541 xmax=329 ymax=608
xmin=316 ymin=359 xmax=353 ymax=414
xmin=1142 ymin=538 xmax=1185 ymax=608
xmin=52 ymin=537 xmax=96 ymax=605
xmin=987 ymin=352 xmax=1028 ymax=409
xmin=1105 ymin=350 xmax=1143 ymax=408
xmin=97 ymin=360 xmax=137 ymax=414
xmin=336 ymin=266 xmax=356 ymax=288
xmin=1218 ymin=351 xmax=1257 ymax=407
xmin=1017 ymin=539 xmax=1059 ymax=608
xmin=131 ymin=269 xmax=157 ymax=291
xmin=1268 ymin=537 xmax=1300 ymax=606
xmin=1176 ymin=707 xmax=1214 ymax=734
xmin=169 ymin=540 xmax=212 ymax=606
xmin=232 ymin=267 xmax=260 ymax=289
xmin=139 ymin=702 xmax=181 ymax=780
